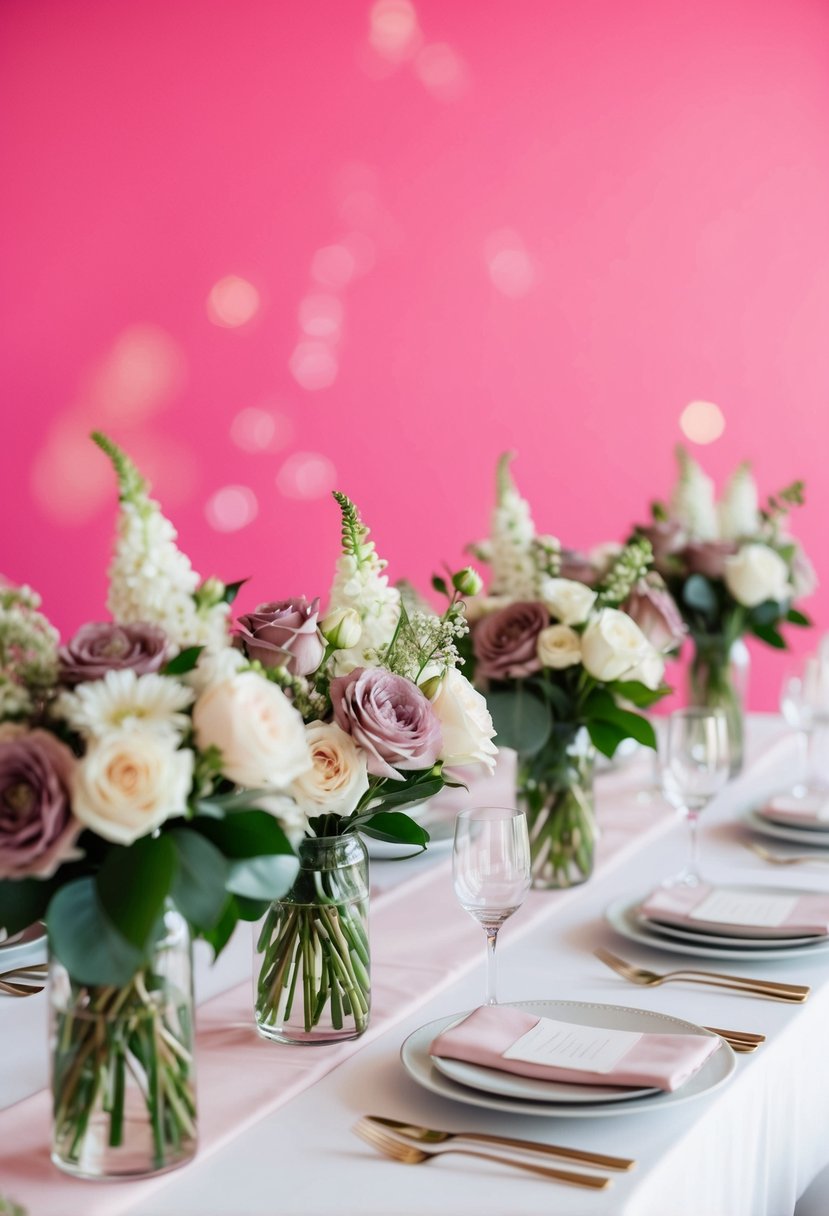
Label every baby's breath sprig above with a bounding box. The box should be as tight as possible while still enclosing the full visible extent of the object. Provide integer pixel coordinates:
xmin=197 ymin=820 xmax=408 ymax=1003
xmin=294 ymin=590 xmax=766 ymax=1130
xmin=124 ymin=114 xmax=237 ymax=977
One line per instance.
xmin=596 ymin=537 xmax=653 ymax=607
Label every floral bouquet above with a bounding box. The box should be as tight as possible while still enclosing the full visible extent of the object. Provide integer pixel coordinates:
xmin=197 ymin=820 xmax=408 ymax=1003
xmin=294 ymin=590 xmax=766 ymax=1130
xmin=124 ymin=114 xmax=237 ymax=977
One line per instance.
xmin=464 ymin=454 xmax=676 ymax=889
xmin=248 ymin=493 xmax=497 ymax=1043
xmin=0 ymin=434 xmax=313 ymax=1178
xmin=634 ymin=446 xmax=814 ymax=772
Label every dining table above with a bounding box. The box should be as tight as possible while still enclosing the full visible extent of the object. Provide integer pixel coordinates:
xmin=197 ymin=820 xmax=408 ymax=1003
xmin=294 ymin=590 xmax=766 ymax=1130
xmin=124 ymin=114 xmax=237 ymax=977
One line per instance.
xmin=3 ymin=714 xmax=829 ymax=1216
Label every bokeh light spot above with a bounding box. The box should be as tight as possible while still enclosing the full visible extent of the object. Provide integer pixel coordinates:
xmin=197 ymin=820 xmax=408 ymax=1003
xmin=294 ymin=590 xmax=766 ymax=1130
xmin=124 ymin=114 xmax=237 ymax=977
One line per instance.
xmin=414 ymin=44 xmax=469 ymax=101
xmin=299 ymin=294 xmax=344 ymax=339
xmin=369 ymin=0 xmax=420 ymax=60
xmin=679 ymin=400 xmax=726 ymax=444
xmin=311 ymin=245 xmax=357 ymax=289
xmin=205 ymin=485 xmax=259 ymax=532
xmin=231 ymin=407 xmax=293 ymax=453
xmin=276 ymin=453 xmax=337 ymax=500
xmin=91 ymin=325 xmax=186 ymax=423
xmin=207 ymin=275 xmax=260 ymax=328
xmin=289 ymin=341 xmax=339 ymax=390
xmin=485 ymin=230 xmax=536 ymax=298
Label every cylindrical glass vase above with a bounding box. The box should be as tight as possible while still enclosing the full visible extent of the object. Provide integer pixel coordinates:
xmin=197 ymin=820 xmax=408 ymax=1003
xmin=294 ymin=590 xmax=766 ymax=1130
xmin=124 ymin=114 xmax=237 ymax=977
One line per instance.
xmin=519 ymin=729 xmax=597 ymax=890
xmin=254 ymin=833 xmax=370 ymax=1044
xmin=50 ymin=905 xmax=196 ymax=1180
xmin=688 ymin=635 xmax=749 ymax=776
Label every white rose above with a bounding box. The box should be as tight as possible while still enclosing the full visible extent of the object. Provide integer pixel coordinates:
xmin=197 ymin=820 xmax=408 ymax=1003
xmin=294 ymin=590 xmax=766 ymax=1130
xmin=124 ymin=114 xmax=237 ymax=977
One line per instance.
xmin=537 ymin=624 xmax=582 ymax=669
xmin=320 ymin=607 xmax=362 ymax=651
xmin=723 ymin=543 xmax=790 ymax=608
xmin=625 ymin=645 xmax=665 ymax=690
xmin=581 ymin=609 xmax=653 ymax=682
xmin=429 ymin=668 xmax=497 ymax=773
xmin=72 ymin=732 xmax=193 ymax=845
xmin=540 ymin=578 xmax=597 ymax=626
xmin=192 ymin=671 xmax=310 ymax=789
xmin=290 ymin=721 xmax=369 ymax=817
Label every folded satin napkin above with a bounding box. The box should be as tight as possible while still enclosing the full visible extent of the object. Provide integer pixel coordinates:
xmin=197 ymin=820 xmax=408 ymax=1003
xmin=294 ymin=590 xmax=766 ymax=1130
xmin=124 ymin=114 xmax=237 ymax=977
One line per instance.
xmin=757 ymin=793 xmax=829 ymax=827
xmin=640 ymin=884 xmax=829 ymax=938
xmin=429 ymin=1005 xmax=719 ymax=1093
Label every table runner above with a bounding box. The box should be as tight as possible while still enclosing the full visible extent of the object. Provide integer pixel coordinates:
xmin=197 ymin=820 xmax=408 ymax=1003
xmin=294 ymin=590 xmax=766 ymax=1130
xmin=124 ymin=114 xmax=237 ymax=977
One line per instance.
xmin=0 ymin=736 xmax=792 ymax=1215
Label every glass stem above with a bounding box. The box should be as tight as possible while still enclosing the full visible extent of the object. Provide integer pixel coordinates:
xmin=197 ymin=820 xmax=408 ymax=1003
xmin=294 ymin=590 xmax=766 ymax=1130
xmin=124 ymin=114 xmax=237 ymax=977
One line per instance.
xmin=484 ymin=927 xmax=499 ymax=1006
xmin=687 ymin=810 xmax=701 ymax=881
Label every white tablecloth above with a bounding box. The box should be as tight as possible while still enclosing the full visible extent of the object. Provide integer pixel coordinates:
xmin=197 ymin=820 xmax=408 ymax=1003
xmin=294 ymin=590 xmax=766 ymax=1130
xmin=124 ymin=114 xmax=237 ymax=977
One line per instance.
xmin=4 ymin=718 xmax=829 ymax=1216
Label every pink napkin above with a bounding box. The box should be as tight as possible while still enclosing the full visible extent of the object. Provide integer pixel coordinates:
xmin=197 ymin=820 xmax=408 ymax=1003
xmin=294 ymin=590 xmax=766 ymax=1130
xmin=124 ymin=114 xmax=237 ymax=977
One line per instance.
xmin=429 ymin=1005 xmax=719 ymax=1093
xmin=757 ymin=793 xmax=829 ymax=828
xmin=640 ymin=884 xmax=829 ymax=938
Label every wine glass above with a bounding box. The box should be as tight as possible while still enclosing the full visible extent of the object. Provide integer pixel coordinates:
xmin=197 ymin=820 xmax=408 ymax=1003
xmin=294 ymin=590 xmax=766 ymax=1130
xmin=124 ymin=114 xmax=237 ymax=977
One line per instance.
xmin=452 ymin=806 xmax=531 ymax=1006
xmin=780 ymin=653 xmax=829 ymax=796
xmin=660 ymin=708 xmax=730 ymax=887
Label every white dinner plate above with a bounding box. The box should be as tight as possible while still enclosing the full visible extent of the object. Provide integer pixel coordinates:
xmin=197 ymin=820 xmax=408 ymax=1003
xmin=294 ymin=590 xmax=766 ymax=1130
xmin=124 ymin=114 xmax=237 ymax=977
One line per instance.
xmin=636 ymin=912 xmax=824 ymax=951
xmin=606 ymin=895 xmax=829 ymax=961
xmin=363 ymin=816 xmax=455 ymax=861
xmin=745 ymin=810 xmax=829 ymax=848
xmin=0 ymin=922 xmax=47 ymax=968
xmin=401 ymin=1000 xmax=735 ymax=1119
xmin=432 ymin=1054 xmax=659 ymax=1105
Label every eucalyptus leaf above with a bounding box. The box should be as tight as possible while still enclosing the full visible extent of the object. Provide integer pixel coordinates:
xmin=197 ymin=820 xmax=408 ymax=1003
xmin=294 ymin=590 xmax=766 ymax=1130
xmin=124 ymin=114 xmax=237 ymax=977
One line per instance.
xmin=193 ymin=810 xmax=295 ymax=859
xmin=682 ymin=574 xmax=717 ymax=618
xmin=226 ymin=854 xmax=299 ymax=900
xmin=47 ymin=878 xmax=143 ymax=987
xmin=169 ymin=831 xmax=230 ymax=931
xmin=96 ymin=835 xmax=176 ymax=952
xmin=486 ymin=686 xmax=552 ymax=755
xmin=750 ymin=600 xmax=783 ymax=627
xmin=202 ymin=896 xmax=239 ymax=958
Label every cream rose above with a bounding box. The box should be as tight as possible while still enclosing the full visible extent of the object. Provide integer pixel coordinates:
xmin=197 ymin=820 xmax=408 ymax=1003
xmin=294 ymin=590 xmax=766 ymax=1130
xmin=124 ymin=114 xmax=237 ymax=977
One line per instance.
xmin=429 ymin=669 xmax=497 ymax=773
xmin=539 ymin=578 xmax=597 ymax=626
xmin=72 ymin=732 xmax=193 ymax=845
xmin=581 ymin=609 xmax=653 ymax=682
xmin=290 ymin=721 xmax=369 ymax=817
xmin=536 ymin=624 xmax=582 ymax=670
xmin=192 ymin=671 xmax=310 ymax=789
xmin=724 ymin=543 xmax=790 ymax=608
xmin=625 ymin=645 xmax=666 ymax=690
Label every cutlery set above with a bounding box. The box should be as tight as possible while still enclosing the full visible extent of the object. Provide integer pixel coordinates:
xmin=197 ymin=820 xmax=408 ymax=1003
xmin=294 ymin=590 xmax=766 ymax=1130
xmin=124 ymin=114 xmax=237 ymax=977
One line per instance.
xmin=0 ymin=963 xmax=47 ymax=998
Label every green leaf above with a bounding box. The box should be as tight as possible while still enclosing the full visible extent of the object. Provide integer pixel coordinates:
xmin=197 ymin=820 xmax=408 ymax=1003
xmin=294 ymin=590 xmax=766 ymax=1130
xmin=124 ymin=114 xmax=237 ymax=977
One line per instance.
xmin=586 ymin=719 xmax=630 ymax=758
xmin=169 ymin=831 xmax=230 ymax=931
xmin=609 ymin=680 xmax=671 ymax=709
xmin=682 ymin=574 xmax=717 ymax=618
xmin=787 ymin=608 xmax=811 ymax=627
xmin=226 ymin=854 xmax=299 ymax=900
xmin=222 ymin=578 xmax=250 ymax=605
xmin=193 ymin=810 xmax=295 ymax=859
xmin=354 ymin=810 xmax=429 ymax=846
xmin=431 ymin=575 xmax=449 ymax=597
xmin=0 ymin=877 xmax=56 ymax=937
xmin=363 ymin=776 xmax=446 ymax=813
xmin=202 ymin=896 xmax=239 ymax=958
xmin=163 ymin=645 xmax=205 ymax=675
xmin=751 ymin=622 xmax=787 ymax=649
xmin=486 ymin=686 xmax=552 ymax=755
xmin=749 ymin=600 xmax=783 ymax=627
xmin=584 ymin=688 xmax=657 ymax=749
xmin=47 ymin=878 xmax=143 ymax=986
xmin=96 ymin=835 xmax=176 ymax=953
xmin=234 ymin=894 xmax=271 ymax=920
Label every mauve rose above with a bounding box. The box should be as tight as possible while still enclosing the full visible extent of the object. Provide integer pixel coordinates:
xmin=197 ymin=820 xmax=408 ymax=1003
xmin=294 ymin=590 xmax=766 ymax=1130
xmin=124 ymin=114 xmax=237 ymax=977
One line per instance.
xmin=559 ymin=550 xmax=599 ymax=585
xmin=637 ymin=521 xmax=685 ymax=565
xmin=331 ymin=667 xmax=443 ymax=780
xmin=236 ymin=598 xmax=325 ymax=676
xmin=472 ymin=602 xmax=549 ymax=680
xmin=682 ymin=540 xmax=738 ymax=580
xmin=59 ymin=622 xmax=168 ymax=685
xmin=0 ymin=729 xmax=80 ymax=879
xmin=624 ymin=579 xmax=686 ymax=654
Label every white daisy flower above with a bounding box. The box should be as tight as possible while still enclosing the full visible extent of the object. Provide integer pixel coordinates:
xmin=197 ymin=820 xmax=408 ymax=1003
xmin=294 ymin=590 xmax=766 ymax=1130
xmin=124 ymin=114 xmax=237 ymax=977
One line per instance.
xmin=55 ymin=669 xmax=194 ymax=742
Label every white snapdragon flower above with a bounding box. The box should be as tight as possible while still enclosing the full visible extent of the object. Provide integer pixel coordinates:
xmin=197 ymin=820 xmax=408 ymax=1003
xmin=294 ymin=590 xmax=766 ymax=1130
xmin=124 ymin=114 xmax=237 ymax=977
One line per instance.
xmin=670 ymin=447 xmax=719 ymax=541
xmin=327 ymin=495 xmax=401 ymax=674
xmin=487 ymin=455 xmax=540 ymax=599
xmin=56 ymin=669 xmax=194 ymax=742
xmin=717 ymin=461 xmax=759 ymax=540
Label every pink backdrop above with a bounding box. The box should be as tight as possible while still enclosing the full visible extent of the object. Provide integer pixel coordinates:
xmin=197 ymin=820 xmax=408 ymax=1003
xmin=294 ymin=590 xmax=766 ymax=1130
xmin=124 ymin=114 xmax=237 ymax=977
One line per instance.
xmin=2 ymin=0 xmax=827 ymax=707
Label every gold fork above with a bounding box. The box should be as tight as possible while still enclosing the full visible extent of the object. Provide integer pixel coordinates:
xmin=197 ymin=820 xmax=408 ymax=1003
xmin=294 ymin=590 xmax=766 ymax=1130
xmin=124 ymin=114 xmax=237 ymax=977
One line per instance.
xmin=594 ymin=947 xmax=810 ymax=1002
xmin=352 ymin=1118 xmax=611 ymax=1188
xmin=365 ymin=1115 xmax=635 ymax=1170
xmin=746 ymin=841 xmax=829 ymax=867
xmin=0 ymin=977 xmax=44 ymax=997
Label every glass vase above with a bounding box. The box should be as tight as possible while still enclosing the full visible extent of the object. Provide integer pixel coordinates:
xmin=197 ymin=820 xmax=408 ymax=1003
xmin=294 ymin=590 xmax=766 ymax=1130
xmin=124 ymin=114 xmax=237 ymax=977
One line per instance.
xmin=519 ymin=729 xmax=597 ymax=890
xmin=688 ymin=636 xmax=749 ymax=776
xmin=254 ymin=833 xmax=370 ymax=1044
xmin=50 ymin=905 xmax=196 ymax=1180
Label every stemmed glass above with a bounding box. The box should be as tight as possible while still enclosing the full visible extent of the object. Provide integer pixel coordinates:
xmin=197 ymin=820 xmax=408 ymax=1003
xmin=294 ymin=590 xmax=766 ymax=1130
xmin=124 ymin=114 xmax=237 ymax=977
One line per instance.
xmin=780 ymin=653 xmax=829 ymax=796
xmin=453 ymin=807 xmax=531 ymax=1006
xmin=660 ymin=708 xmax=730 ymax=887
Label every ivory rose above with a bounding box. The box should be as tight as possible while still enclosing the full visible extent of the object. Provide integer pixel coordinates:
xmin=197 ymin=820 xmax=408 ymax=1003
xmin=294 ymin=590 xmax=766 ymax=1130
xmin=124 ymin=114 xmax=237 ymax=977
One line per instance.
xmin=540 ymin=578 xmax=597 ymax=626
xmin=72 ymin=731 xmax=193 ymax=845
xmin=290 ymin=721 xmax=369 ymax=817
xmin=429 ymin=669 xmax=497 ymax=772
xmin=724 ymin=544 xmax=790 ymax=608
xmin=536 ymin=624 xmax=582 ymax=670
xmin=580 ymin=609 xmax=654 ymax=682
xmin=193 ymin=671 xmax=310 ymax=789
